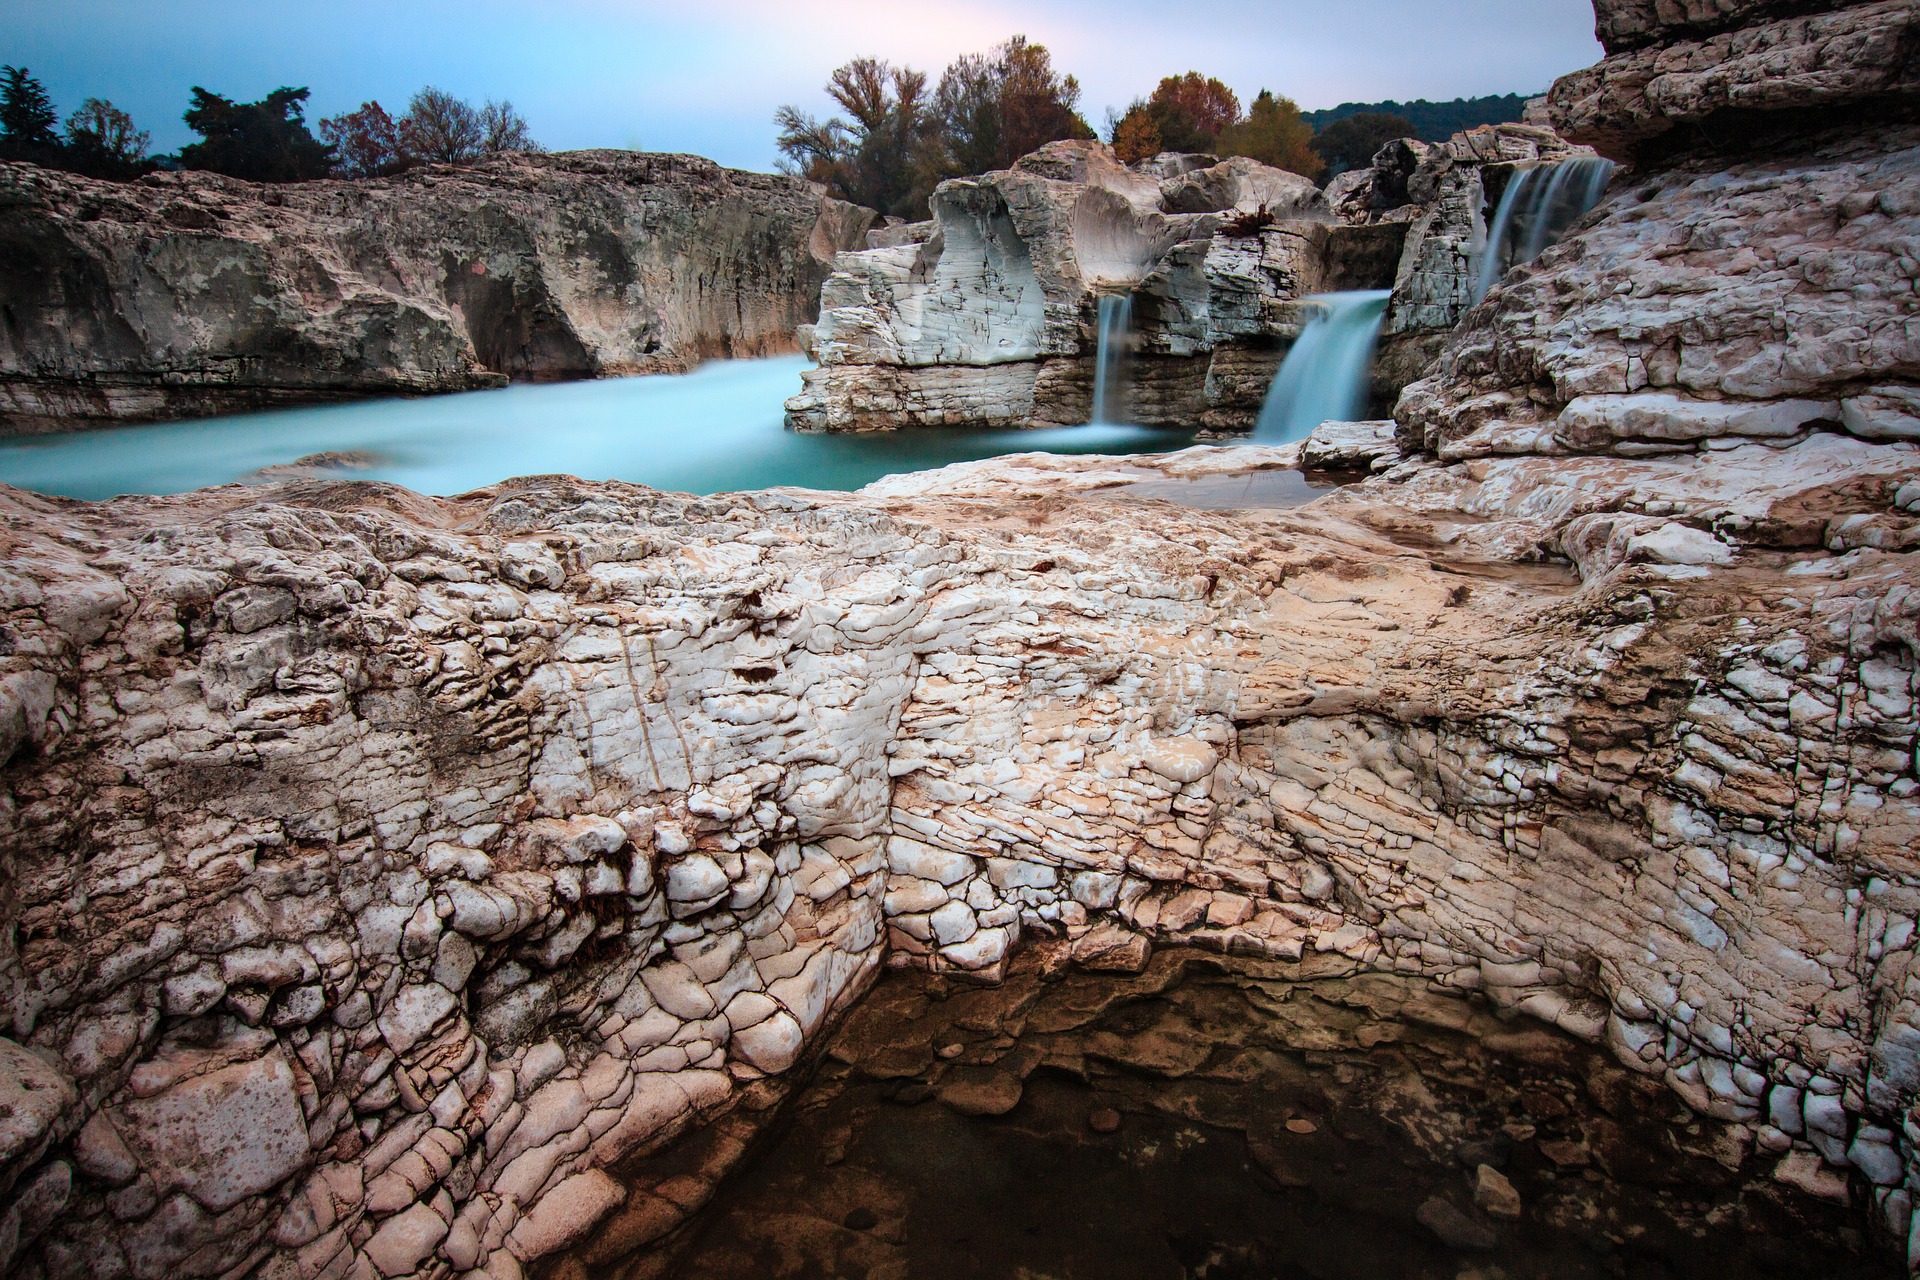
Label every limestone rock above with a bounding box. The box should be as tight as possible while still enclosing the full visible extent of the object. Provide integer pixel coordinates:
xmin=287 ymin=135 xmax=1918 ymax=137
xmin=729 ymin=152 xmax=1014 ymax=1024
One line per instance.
xmin=112 ymin=1047 xmax=310 ymax=1211
xmin=0 ymin=151 xmax=872 ymax=433
xmin=1551 ymin=0 xmax=1920 ymax=157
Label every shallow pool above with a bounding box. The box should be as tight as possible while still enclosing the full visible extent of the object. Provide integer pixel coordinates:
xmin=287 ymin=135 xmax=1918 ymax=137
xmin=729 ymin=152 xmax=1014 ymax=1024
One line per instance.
xmin=0 ymin=358 xmax=1199 ymax=501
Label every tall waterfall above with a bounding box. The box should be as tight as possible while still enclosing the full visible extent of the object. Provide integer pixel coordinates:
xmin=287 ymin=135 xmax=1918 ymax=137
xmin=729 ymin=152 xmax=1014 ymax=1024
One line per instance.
xmin=1471 ymin=156 xmax=1616 ymax=304
xmin=1089 ymin=293 xmax=1134 ymax=425
xmin=1253 ymin=290 xmax=1392 ymax=443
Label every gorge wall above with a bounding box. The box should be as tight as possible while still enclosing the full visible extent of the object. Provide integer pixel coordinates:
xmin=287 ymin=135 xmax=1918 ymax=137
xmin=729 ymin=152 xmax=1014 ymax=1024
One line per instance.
xmin=0 ymin=152 xmax=873 ymax=434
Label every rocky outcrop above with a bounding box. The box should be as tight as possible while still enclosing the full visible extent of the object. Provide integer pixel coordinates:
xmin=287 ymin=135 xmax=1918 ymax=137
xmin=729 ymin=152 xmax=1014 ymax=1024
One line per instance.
xmin=0 ymin=416 xmax=1916 ymax=1275
xmin=1331 ymin=124 xmax=1599 ymax=395
xmin=0 ymin=152 xmax=873 ymax=434
xmin=1555 ymin=0 xmax=1920 ymax=159
xmin=785 ymin=140 xmax=1407 ymax=434
xmin=789 ymin=127 xmax=1610 ymax=436
xmin=1400 ymin=0 xmax=1920 ymax=463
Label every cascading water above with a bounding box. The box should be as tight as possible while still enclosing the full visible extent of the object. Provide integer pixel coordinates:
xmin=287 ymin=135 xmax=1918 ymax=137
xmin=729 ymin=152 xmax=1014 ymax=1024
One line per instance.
xmin=1252 ymin=290 xmax=1392 ymax=444
xmin=1471 ymin=156 xmax=1616 ymax=304
xmin=1089 ymin=292 xmax=1134 ymax=425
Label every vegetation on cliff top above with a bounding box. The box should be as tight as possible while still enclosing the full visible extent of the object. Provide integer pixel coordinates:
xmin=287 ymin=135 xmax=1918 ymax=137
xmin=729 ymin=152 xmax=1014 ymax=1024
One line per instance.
xmin=775 ymin=36 xmax=1095 ymax=220
xmin=0 ymin=65 xmax=539 ymax=183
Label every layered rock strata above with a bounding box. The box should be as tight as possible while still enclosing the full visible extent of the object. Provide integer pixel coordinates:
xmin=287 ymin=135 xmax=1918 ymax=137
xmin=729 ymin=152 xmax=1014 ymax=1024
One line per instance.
xmin=0 ymin=152 xmax=872 ymax=434
xmin=0 ymin=419 xmax=1916 ymax=1276
xmin=784 ymin=140 xmax=1408 ymax=435
xmin=787 ymin=127 xmax=1607 ymax=436
xmin=1401 ymin=0 xmax=1920 ymax=464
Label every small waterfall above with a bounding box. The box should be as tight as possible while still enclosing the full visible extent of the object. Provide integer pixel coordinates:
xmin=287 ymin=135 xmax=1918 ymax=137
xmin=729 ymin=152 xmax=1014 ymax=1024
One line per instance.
xmin=1253 ymin=290 xmax=1392 ymax=444
xmin=1089 ymin=293 xmax=1133 ymax=425
xmin=1471 ymin=156 xmax=1616 ymax=304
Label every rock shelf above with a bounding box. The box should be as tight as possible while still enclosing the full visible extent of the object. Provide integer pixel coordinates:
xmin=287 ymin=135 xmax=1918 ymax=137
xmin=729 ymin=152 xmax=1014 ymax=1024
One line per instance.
xmin=0 ymin=426 xmax=1914 ymax=1277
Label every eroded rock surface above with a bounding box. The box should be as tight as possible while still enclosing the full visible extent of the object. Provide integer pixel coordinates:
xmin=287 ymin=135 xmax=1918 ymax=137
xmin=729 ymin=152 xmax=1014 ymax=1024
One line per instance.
xmin=0 ymin=152 xmax=872 ymax=434
xmin=0 ymin=421 xmax=1915 ymax=1276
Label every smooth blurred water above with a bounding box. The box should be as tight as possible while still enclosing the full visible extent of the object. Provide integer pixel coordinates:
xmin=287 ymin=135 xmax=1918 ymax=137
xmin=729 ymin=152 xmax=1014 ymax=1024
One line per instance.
xmin=0 ymin=357 xmax=1197 ymax=501
xmin=1471 ymin=156 xmax=1616 ymax=304
xmin=1090 ymin=293 xmax=1134 ymax=426
xmin=1253 ymin=290 xmax=1392 ymax=444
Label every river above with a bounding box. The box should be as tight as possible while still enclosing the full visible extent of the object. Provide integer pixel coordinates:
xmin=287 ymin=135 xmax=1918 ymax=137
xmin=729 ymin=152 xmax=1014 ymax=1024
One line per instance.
xmin=0 ymin=357 xmax=1197 ymax=501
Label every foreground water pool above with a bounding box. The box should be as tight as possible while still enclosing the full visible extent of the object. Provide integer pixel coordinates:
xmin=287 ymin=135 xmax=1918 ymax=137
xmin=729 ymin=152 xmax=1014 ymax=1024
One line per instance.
xmin=0 ymin=357 xmax=1204 ymax=501
xmin=567 ymin=950 xmax=1890 ymax=1280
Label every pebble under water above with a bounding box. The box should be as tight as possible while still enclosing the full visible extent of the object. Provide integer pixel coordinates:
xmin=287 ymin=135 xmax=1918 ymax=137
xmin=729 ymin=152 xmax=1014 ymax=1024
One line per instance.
xmin=571 ymin=949 xmax=1892 ymax=1280
xmin=0 ymin=357 xmax=1199 ymax=501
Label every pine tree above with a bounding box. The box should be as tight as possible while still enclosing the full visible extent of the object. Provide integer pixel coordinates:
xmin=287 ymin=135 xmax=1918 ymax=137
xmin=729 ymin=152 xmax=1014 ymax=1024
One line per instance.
xmin=0 ymin=66 xmax=63 ymax=161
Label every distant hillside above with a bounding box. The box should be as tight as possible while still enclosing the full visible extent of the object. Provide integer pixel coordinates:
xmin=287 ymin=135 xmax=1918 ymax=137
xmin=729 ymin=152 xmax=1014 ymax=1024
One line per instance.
xmin=1303 ymin=94 xmax=1534 ymax=142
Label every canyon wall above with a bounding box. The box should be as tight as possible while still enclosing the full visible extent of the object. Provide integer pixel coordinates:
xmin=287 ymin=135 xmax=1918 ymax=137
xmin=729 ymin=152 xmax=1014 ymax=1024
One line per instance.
xmin=0 ymin=152 xmax=872 ymax=434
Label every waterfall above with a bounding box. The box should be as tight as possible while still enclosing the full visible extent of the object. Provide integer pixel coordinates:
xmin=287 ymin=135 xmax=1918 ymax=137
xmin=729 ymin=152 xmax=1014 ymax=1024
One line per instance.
xmin=1253 ymin=290 xmax=1392 ymax=444
xmin=1089 ymin=293 xmax=1133 ymax=425
xmin=1471 ymin=156 xmax=1616 ymax=304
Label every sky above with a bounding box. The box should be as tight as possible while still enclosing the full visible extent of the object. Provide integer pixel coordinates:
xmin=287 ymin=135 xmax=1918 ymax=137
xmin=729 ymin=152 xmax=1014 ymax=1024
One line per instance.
xmin=1 ymin=0 xmax=1603 ymax=172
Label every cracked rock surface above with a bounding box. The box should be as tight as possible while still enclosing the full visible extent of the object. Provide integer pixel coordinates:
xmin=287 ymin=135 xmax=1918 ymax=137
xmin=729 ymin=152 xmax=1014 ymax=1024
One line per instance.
xmin=0 ymin=420 xmax=1914 ymax=1277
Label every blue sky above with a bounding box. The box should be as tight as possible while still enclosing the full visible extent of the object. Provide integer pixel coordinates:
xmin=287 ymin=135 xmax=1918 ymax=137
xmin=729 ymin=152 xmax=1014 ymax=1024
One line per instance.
xmin=1 ymin=0 xmax=1602 ymax=172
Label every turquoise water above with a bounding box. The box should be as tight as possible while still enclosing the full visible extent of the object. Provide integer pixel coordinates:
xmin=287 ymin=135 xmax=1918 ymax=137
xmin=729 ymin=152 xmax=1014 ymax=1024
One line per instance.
xmin=0 ymin=357 xmax=1196 ymax=501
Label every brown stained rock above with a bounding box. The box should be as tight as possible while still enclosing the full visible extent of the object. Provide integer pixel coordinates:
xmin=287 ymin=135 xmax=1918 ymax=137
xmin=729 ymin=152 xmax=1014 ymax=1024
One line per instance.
xmin=113 ymin=1047 xmax=310 ymax=1212
xmin=935 ymin=1069 xmax=1024 ymax=1117
xmin=1415 ymin=1195 xmax=1499 ymax=1250
xmin=1473 ymin=1164 xmax=1524 ymax=1219
xmin=0 ymin=1040 xmax=75 ymax=1186
xmin=1537 ymin=1139 xmax=1593 ymax=1170
xmin=1087 ymin=1107 xmax=1122 ymax=1133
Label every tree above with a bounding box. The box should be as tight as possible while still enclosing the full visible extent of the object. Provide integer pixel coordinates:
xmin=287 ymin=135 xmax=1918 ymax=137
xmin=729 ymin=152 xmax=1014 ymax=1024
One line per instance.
xmin=1218 ymin=90 xmax=1323 ymax=179
xmin=320 ymin=101 xmax=409 ymax=177
xmin=0 ymin=66 xmax=61 ymax=162
xmin=1110 ymin=108 xmax=1162 ymax=165
xmin=179 ymin=86 xmax=335 ymax=182
xmin=402 ymin=87 xmax=483 ymax=164
xmin=779 ymin=37 xmax=1094 ymax=218
xmin=1108 ymin=72 xmax=1240 ymax=164
xmin=64 ymin=98 xmax=154 ymax=178
xmin=1312 ymin=111 xmax=1417 ymax=177
xmin=776 ymin=57 xmax=931 ymax=218
xmin=477 ymin=99 xmax=539 ymax=155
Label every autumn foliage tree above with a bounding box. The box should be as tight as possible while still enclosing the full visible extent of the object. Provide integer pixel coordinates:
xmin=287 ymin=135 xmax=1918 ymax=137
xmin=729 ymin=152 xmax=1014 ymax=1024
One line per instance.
xmin=1110 ymin=72 xmax=1239 ymax=162
xmin=776 ymin=36 xmax=1093 ymax=218
xmin=318 ymin=89 xmax=540 ymax=178
xmin=1218 ymin=90 xmax=1323 ymax=179
xmin=1109 ymin=74 xmax=1323 ymax=180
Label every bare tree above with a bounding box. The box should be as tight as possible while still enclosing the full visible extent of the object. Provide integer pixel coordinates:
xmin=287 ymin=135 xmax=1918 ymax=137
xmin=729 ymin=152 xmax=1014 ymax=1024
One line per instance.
xmin=402 ymin=87 xmax=483 ymax=164
xmin=478 ymin=99 xmax=540 ymax=155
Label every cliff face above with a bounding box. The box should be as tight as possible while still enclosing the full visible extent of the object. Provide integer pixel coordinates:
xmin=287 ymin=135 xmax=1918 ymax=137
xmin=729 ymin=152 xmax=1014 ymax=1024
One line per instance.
xmin=0 ymin=152 xmax=873 ymax=434
xmin=784 ymin=141 xmax=1408 ymax=435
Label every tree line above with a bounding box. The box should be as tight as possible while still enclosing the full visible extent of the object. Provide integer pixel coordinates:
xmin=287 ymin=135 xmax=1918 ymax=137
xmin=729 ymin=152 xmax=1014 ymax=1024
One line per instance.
xmin=0 ymin=66 xmax=538 ymax=183
xmin=776 ymin=38 xmax=1459 ymax=217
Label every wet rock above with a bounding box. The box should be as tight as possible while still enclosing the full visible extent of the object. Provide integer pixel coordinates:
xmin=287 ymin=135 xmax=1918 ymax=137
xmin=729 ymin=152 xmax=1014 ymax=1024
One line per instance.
xmin=1472 ymin=1164 xmax=1523 ymax=1219
xmin=936 ymin=1069 xmax=1024 ymax=1117
xmin=1416 ymin=1195 xmax=1499 ymax=1250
